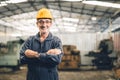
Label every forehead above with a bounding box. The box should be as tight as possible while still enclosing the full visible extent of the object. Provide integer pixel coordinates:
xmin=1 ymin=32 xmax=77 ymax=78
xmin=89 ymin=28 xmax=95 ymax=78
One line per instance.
xmin=37 ymin=19 xmax=51 ymax=21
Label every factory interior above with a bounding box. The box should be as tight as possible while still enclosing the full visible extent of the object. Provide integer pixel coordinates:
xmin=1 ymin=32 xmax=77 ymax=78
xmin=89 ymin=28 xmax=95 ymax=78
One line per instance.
xmin=0 ymin=0 xmax=120 ymax=80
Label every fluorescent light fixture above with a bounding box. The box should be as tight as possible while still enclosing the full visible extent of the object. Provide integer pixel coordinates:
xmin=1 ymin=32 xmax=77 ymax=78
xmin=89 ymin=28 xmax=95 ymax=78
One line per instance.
xmin=91 ymin=17 xmax=97 ymax=21
xmin=63 ymin=22 xmax=77 ymax=26
xmin=63 ymin=0 xmax=83 ymax=1
xmin=63 ymin=17 xmax=79 ymax=22
xmin=0 ymin=2 xmax=7 ymax=7
xmin=6 ymin=0 xmax=27 ymax=3
xmin=0 ymin=0 xmax=27 ymax=7
xmin=83 ymin=1 xmax=120 ymax=9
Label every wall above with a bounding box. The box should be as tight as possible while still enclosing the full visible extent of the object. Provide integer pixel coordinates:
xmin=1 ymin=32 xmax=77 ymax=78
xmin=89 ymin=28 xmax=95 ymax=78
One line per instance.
xmin=54 ymin=32 xmax=116 ymax=65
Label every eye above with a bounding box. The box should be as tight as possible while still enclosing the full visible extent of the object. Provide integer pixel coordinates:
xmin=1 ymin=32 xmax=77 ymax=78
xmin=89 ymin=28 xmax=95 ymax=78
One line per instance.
xmin=45 ymin=20 xmax=51 ymax=23
xmin=39 ymin=20 xmax=44 ymax=24
xmin=38 ymin=20 xmax=51 ymax=24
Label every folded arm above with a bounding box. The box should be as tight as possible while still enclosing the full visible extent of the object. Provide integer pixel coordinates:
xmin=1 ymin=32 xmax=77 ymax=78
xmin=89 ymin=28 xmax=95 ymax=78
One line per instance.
xmin=20 ymin=37 xmax=63 ymax=66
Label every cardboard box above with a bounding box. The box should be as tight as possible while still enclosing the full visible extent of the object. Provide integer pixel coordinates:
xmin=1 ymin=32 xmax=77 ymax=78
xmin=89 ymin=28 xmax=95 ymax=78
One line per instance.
xmin=58 ymin=61 xmax=79 ymax=69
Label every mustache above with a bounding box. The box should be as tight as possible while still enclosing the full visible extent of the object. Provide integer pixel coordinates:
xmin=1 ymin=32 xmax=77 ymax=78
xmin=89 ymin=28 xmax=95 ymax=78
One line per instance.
xmin=41 ymin=26 xmax=45 ymax=29
xmin=40 ymin=26 xmax=48 ymax=29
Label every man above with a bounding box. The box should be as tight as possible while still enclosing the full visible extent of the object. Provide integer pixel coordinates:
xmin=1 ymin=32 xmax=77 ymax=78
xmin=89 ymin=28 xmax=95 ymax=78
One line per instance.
xmin=20 ymin=8 xmax=63 ymax=80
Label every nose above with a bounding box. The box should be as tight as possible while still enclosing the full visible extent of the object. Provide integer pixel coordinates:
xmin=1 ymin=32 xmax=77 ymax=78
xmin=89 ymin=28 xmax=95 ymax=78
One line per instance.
xmin=40 ymin=21 xmax=48 ymax=26
xmin=42 ymin=22 xmax=47 ymax=26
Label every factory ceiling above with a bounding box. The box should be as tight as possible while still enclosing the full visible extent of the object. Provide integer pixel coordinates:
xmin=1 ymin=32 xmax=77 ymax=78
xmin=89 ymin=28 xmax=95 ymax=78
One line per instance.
xmin=0 ymin=0 xmax=120 ymax=36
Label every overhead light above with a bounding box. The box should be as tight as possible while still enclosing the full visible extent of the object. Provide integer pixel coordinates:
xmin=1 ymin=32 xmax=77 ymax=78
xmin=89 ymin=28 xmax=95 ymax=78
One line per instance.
xmin=91 ymin=17 xmax=97 ymax=21
xmin=83 ymin=1 xmax=120 ymax=9
xmin=63 ymin=0 xmax=83 ymax=1
xmin=6 ymin=0 xmax=27 ymax=3
xmin=63 ymin=17 xmax=79 ymax=22
xmin=0 ymin=0 xmax=27 ymax=7
xmin=63 ymin=22 xmax=77 ymax=26
xmin=0 ymin=2 xmax=7 ymax=7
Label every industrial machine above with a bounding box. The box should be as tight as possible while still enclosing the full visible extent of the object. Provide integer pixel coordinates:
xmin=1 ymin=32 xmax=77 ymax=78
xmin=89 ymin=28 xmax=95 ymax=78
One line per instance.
xmin=0 ymin=39 xmax=24 ymax=71
xmin=85 ymin=38 xmax=116 ymax=70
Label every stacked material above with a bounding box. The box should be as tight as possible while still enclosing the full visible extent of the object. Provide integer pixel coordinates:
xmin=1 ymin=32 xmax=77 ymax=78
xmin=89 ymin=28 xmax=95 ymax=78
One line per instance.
xmin=58 ymin=45 xmax=80 ymax=70
xmin=113 ymin=52 xmax=120 ymax=79
xmin=113 ymin=68 xmax=120 ymax=79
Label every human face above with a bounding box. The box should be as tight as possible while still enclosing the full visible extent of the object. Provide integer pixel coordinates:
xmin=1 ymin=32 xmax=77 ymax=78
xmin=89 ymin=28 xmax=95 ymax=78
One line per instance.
xmin=37 ymin=19 xmax=52 ymax=34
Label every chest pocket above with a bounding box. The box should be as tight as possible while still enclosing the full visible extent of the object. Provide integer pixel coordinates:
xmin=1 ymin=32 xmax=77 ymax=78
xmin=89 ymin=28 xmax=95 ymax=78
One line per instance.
xmin=43 ymin=40 xmax=55 ymax=52
xmin=30 ymin=39 xmax=55 ymax=53
xmin=31 ymin=41 xmax=41 ymax=52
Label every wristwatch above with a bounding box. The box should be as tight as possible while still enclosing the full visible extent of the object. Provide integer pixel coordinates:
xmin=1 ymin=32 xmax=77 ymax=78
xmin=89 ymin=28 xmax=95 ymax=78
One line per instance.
xmin=35 ymin=53 xmax=40 ymax=58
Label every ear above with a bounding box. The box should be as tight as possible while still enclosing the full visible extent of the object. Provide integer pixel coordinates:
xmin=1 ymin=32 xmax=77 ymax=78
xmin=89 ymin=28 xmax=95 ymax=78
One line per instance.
xmin=36 ymin=22 xmax=38 ymax=25
xmin=36 ymin=22 xmax=39 ymax=28
xmin=49 ymin=22 xmax=52 ymax=27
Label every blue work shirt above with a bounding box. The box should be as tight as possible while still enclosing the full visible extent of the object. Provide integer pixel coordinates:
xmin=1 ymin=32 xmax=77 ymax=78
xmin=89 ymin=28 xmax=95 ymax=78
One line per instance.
xmin=20 ymin=32 xmax=63 ymax=80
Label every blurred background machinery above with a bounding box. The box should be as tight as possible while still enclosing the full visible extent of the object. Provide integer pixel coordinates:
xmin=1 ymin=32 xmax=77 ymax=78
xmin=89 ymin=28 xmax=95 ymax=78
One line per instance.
xmin=0 ymin=39 xmax=24 ymax=71
xmin=85 ymin=37 xmax=116 ymax=70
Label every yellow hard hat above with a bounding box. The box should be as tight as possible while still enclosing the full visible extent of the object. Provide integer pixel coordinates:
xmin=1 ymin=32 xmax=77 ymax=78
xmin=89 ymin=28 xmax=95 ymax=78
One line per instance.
xmin=36 ymin=8 xmax=53 ymax=19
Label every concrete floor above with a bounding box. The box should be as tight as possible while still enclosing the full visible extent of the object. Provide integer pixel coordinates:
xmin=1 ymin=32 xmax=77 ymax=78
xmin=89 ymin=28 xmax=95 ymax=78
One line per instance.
xmin=0 ymin=67 xmax=117 ymax=80
xmin=59 ymin=70 xmax=114 ymax=80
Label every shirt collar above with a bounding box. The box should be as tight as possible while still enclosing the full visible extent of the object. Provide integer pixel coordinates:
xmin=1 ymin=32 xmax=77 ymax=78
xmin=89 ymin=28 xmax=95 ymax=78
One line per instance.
xmin=35 ymin=32 xmax=53 ymax=41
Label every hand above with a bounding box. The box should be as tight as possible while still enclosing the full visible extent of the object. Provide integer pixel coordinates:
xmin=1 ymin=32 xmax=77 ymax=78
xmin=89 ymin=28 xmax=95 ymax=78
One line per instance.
xmin=47 ymin=49 xmax=61 ymax=55
xmin=25 ymin=49 xmax=39 ymax=58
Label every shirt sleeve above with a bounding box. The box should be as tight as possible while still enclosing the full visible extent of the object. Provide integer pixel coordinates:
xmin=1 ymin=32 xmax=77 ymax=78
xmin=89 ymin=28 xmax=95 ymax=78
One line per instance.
xmin=20 ymin=37 xmax=38 ymax=64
